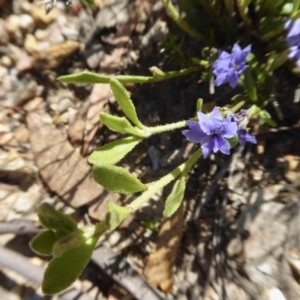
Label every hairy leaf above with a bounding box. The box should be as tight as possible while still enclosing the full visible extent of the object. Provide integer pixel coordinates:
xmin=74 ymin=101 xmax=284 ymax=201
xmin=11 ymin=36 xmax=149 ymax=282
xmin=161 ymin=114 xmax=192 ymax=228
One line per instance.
xmin=93 ymin=164 xmax=147 ymax=194
xmin=100 ymin=112 xmax=145 ymax=137
xmin=88 ymin=136 xmax=142 ymax=165
xmin=38 ymin=203 xmax=77 ymax=233
xmin=30 ymin=230 xmax=57 ymax=256
xmin=163 ymin=177 xmax=186 ymax=218
xmin=106 ymin=201 xmax=130 ymax=230
xmin=52 ymin=230 xmax=85 ymax=258
xmin=42 ymin=236 xmax=98 ymax=295
xmin=58 ymin=71 xmax=110 ymax=84
xmin=109 ymin=78 xmax=144 ymax=128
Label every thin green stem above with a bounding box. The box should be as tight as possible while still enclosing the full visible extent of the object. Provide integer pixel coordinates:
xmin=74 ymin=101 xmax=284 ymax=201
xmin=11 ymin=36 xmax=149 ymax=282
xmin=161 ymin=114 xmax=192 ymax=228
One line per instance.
xmin=59 ymin=66 xmax=203 ymax=85
xmin=143 ymin=120 xmax=187 ymax=137
xmin=127 ymin=149 xmax=201 ymax=212
xmin=161 ymin=0 xmax=203 ymax=40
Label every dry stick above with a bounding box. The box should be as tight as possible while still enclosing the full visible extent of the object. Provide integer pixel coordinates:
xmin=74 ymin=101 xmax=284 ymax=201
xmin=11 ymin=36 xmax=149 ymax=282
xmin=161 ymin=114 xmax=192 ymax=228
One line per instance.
xmin=0 ymin=220 xmax=42 ymax=234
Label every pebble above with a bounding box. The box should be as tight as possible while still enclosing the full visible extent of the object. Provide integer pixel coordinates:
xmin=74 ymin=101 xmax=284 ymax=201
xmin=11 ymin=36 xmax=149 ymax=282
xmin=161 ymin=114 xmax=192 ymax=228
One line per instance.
xmin=0 ymin=19 xmax=9 ymax=44
xmin=18 ymin=14 xmax=35 ymax=32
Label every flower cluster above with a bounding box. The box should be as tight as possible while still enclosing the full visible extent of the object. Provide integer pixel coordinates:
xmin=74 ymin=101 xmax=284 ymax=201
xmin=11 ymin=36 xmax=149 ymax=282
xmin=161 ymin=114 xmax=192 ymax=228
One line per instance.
xmin=285 ymin=18 xmax=300 ymax=70
xmin=212 ymin=43 xmax=251 ymax=88
xmin=182 ymin=107 xmax=256 ymax=158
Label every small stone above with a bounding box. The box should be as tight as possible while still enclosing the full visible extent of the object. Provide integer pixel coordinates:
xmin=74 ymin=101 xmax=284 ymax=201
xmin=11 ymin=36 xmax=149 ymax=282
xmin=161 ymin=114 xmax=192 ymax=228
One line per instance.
xmin=57 ymin=98 xmax=74 ymax=114
xmin=18 ymin=14 xmax=35 ymax=32
xmin=0 ymin=19 xmax=9 ymax=44
xmin=108 ymin=231 xmax=121 ymax=246
xmin=267 ymin=288 xmax=286 ymax=300
xmin=24 ymin=34 xmax=39 ymax=54
xmin=31 ymin=4 xmax=58 ymax=26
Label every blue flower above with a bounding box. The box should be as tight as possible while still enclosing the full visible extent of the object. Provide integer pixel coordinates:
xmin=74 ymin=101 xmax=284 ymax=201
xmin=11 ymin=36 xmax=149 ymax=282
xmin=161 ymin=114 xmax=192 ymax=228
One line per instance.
xmin=285 ymin=18 xmax=300 ymax=69
xmin=237 ymin=129 xmax=257 ymax=145
xmin=233 ymin=110 xmax=257 ymax=145
xmin=212 ymin=43 xmax=251 ymax=88
xmin=182 ymin=107 xmax=238 ymax=158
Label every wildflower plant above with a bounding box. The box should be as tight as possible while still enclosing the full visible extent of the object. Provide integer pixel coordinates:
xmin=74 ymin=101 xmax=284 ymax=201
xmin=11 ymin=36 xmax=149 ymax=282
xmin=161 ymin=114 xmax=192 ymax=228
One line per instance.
xmin=32 ymin=0 xmax=300 ymax=295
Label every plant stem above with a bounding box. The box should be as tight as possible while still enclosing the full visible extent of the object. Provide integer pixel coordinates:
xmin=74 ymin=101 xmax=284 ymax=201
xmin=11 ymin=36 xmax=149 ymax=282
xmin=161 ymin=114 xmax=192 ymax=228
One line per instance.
xmin=161 ymin=0 xmax=203 ymax=40
xmin=59 ymin=66 xmax=203 ymax=85
xmin=143 ymin=120 xmax=187 ymax=137
xmin=127 ymin=149 xmax=201 ymax=212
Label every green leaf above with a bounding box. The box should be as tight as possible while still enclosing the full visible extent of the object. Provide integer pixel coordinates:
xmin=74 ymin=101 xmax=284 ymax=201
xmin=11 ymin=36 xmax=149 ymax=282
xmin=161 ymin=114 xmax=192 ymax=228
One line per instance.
xmin=163 ymin=177 xmax=186 ymax=218
xmin=243 ymin=68 xmax=258 ymax=103
xmin=106 ymin=201 xmax=130 ymax=230
xmin=93 ymin=164 xmax=147 ymax=194
xmin=42 ymin=235 xmax=98 ymax=295
xmin=265 ymin=50 xmax=289 ymax=73
xmin=30 ymin=230 xmax=57 ymax=256
xmin=88 ymin=136 xmax=143 ymax=165
xmin=100 ymin=112 xmax=145 ymax=137
xmin=196 ymin=98 xmax=203 ymax=112
xmin=236 ymin=0 xmax=252 ymax=26
xmin=58 ymin=71 xmax=110 ymax=84
xmin=227 ymin=134 xmax=239 ymax=148
xmin=52 ymin=230 xmax=85 ymax=258
xmin=109 ymin=78 xmax=144 ymax=128
xmin=37 ymin=203 xmax=77 ymax=233
xmin=258 ymin=109 xmax=276 ymax=126
xmin=259 ymin=17 xmax=284 ymax=40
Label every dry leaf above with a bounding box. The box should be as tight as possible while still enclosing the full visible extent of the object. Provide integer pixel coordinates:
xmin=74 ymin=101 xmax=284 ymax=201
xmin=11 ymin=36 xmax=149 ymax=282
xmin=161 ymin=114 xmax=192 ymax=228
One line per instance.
xmin=144 ymin=203 xmax=185 ymax=292
xmin=68 ymin=84 xmax=112 ymax=156
xmin=26 ymin=100 xmax=107 ymax=219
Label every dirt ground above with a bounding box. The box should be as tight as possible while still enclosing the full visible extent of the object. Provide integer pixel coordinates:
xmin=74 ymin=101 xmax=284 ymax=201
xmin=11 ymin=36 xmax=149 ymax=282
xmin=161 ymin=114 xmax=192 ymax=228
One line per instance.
xmin=0 ymin=1 xmax=300 ymax=299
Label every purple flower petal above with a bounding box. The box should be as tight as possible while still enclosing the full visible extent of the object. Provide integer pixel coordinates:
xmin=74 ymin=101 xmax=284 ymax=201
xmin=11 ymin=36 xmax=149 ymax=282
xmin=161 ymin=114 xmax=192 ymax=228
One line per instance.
xmin=238 ymin=129 xmax=257 ymax=145
xmin=228 ymin=72 xmax=239 ymax=88
xmin=221 ymin=116 xmax=238 ymax=138
xmin=212 ymin=43 xmax=251 ymax=88
xmin=182 ymin=121 xmax=205 ymax=143
xmin=285 ymin=18 xmax=300 ymax=70
xmin=214 ymin=135 xmax=231 ymax=155
xmin=198 ymin=108 xmax=222 ymax=134
xmin=201 ymin=139 xmax=214 ymax=158
xmin=286 ymin=18 xmax=300 ymax=39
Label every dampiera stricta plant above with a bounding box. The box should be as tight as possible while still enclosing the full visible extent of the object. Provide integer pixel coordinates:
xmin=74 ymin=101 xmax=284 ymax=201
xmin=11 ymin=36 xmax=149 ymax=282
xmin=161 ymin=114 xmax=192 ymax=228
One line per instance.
xmin=31 ymin=0 xmax=300 ymax=295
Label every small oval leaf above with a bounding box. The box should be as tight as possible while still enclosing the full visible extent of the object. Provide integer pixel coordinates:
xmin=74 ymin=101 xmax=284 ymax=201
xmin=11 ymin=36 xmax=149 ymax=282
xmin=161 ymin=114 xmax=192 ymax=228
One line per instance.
xmin=58 ymin=71 xmax=110 ymax=84
xmin=52 ymin=230 xmax=85 ymax=258
xmin=38 ymin=203 xmax=78 ymax=233
xmin=93 ymin=164 xmax=146 ymax=194
xmin=163 ymin=177 xmax=186 ymax=218
xmin=100 ymin=112 xmax=145 ymax=137
xmin=42 ymin=236 xmax=98 ymax=295
xmin=88 ymin=136 xmax=142 ymax=165
xmin=106 ymin=201 xmax=130 ymax=230
xmin=30 ymin=230 xmax=57 ymax=256
xmin=109 ymin=78 xmax=144 ymax=128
